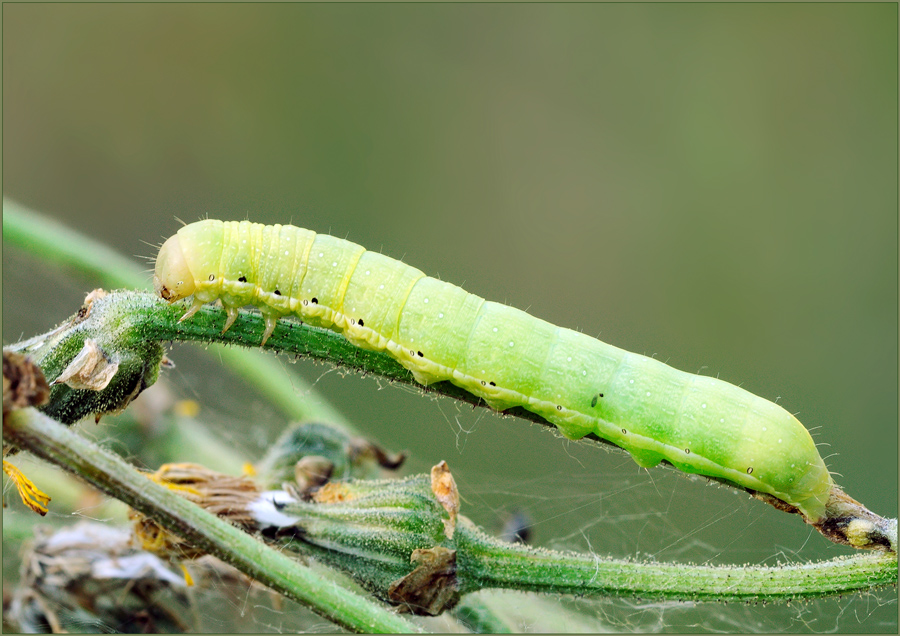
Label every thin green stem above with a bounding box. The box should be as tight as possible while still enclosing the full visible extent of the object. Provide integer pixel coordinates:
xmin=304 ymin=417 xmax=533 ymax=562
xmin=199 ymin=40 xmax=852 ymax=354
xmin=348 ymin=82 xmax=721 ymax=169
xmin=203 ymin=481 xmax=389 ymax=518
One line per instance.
xmin=2 ymin=198 xmax=150 ymax=287
xmin=2 ymin=407 xmax=422 ymax=634
xmin=456 ymin=527 xmax=898 ymax=601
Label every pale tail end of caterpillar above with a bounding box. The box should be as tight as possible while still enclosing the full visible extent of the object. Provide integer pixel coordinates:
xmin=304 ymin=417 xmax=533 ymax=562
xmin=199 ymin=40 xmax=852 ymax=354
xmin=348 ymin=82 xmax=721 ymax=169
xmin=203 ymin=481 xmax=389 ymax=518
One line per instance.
xmin=154 ymin=219 xmax=833 ymax=523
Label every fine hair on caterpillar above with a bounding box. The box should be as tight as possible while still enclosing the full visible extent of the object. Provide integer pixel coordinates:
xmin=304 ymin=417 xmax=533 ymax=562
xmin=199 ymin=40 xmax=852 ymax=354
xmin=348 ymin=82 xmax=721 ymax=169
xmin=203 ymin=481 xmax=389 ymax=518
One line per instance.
xmin=155 ymin=219 xmax=833 ymax=523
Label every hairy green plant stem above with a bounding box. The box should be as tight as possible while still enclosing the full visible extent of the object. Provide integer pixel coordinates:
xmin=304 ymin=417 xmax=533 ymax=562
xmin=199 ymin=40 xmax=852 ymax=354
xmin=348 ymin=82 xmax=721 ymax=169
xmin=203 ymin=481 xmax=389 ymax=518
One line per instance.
xmin=2 ymin=407 xmax=421 ymax=634
xmin=456 ymin=530 xmax=897 ymax=601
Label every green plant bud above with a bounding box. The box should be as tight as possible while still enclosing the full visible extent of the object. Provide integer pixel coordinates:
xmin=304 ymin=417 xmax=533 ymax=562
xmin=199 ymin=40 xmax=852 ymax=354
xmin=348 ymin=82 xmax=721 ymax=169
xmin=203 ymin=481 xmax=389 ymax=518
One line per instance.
xmin=253 ymin=472 xmax=460 ymax=613
xmin=254 ymin=421 xmax=406 ymax=491
xmin=6 ymin=290 xmax=164 ymax=425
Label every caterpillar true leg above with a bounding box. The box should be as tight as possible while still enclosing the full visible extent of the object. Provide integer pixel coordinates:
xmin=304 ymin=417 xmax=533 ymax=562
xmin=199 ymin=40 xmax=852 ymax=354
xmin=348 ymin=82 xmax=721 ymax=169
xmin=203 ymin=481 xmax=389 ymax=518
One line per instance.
xmin=178 ymin=299 xmax=205 ymax=323
xmin=261 ymin=316 xmax=279 ymax=346
xmin=222 ymin=306 xmax=239 ymax=334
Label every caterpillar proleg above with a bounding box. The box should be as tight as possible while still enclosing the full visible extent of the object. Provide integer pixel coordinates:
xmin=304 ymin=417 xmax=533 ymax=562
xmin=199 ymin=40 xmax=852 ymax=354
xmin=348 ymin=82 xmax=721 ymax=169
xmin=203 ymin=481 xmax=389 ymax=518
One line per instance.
xmin=154 ymin=220 xmax=833 ymax=522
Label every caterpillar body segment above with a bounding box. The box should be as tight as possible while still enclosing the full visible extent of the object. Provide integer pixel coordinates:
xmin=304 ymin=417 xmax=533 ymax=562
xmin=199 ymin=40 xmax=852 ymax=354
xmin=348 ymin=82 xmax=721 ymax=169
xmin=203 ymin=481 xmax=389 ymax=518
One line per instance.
xmin=154 ymin=219 xmax=833 ymax=522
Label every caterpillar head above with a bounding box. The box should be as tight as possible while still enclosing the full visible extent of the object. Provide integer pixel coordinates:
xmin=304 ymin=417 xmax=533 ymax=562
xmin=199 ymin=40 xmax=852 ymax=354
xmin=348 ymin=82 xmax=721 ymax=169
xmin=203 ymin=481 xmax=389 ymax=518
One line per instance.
xmin=154 ymin=234 xmax=196 ymax=302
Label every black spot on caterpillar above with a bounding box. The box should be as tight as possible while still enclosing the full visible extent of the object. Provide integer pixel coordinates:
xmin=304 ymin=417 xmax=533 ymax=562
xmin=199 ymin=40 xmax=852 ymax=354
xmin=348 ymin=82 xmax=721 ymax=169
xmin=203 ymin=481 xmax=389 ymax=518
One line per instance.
xmin=154 ymin=219 xmax=833 ymax=522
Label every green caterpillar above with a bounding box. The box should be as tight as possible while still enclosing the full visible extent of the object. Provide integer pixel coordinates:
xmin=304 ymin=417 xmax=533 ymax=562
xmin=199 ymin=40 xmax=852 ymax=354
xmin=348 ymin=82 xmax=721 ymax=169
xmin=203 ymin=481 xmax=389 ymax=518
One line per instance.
xmin=154 ymin=219 xmax=833 ymax=522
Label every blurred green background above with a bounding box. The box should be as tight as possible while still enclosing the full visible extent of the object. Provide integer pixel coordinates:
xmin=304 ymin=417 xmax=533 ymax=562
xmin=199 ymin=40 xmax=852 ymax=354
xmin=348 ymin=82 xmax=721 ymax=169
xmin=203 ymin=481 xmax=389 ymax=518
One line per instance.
xmin=3 ymin=3 xmax=897 ymax=632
